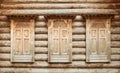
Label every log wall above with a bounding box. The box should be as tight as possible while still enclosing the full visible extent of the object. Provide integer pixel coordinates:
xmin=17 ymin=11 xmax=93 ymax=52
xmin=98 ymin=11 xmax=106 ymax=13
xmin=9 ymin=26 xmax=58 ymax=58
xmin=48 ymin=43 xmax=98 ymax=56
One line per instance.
xmin=0 ymin=15 xmax=119 ymax=73
xmin=0 ymin=0 xmax=120 ymax=73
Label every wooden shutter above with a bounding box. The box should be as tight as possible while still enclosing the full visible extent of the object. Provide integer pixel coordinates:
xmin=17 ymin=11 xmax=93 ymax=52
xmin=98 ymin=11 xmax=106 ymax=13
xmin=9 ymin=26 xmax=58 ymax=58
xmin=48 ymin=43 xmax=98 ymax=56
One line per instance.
xmin=11 ymin=19 xmax=34 ymax=62
xmin=48 ymin=19 xmax=72 ymax=63
xmin=86 ymin=18 xmax=111 ymax=62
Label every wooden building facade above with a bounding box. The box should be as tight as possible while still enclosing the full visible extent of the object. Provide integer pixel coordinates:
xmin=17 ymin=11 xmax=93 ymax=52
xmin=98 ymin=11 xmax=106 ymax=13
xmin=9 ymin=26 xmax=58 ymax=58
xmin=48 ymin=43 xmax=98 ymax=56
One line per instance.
xmin=0 ymin=0 xmax=120 ymax=73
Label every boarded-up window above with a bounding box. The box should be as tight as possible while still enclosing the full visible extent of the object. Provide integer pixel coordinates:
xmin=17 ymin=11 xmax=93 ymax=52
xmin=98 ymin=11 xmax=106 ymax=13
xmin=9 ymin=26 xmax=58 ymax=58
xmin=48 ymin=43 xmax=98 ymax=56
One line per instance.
xmin=48 ymin=19 xmax=72 ymax=63
xmin=11 ymin=19 xmax=35 ymax=62
xmin=86 ymin=18 xmax=111 ymax=62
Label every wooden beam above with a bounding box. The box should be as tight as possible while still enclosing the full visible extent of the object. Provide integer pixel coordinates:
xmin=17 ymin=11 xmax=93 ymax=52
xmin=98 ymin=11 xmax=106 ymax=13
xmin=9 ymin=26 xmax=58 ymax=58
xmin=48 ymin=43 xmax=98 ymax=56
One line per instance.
xmin=2 ymin=0 xmax=120 ymax=3
xmin=1 ymin=3 xmax=120 ymax=9
xmin=0 ymin=61 xmax=119 ymax=68
xmin=0 ymin=9 xmax=119 ymax=15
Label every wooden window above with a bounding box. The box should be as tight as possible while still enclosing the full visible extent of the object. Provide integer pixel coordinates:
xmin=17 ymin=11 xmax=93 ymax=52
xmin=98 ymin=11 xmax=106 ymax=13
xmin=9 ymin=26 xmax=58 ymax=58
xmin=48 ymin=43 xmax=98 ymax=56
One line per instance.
xmin=86 ymin=18 xmax=111 ymax=62
xmin=48 ymin=19 xmax=72 ymax=63
xmin=11 ymin=19 xmax=35 ymax=62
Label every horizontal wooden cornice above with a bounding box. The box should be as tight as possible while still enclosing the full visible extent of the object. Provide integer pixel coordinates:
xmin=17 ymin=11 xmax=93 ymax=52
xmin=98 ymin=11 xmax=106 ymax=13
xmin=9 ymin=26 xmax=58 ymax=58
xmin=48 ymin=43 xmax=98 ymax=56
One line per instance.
xmin=0 ymin=9 xmax=119 ymax=15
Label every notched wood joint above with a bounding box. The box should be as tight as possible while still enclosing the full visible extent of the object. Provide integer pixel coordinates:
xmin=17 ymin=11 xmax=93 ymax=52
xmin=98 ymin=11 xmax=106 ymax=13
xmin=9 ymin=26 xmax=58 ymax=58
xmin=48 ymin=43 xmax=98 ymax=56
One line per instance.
xmin=8 ymin=15 xmax=38 ymax=20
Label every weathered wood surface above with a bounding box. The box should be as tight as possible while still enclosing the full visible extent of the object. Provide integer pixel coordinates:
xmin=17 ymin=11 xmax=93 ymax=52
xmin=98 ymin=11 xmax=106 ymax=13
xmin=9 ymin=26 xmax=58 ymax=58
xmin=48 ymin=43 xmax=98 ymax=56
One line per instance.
xmin=111 ymin=21 xmax=120 ymax=27
xmin=1 ymin=0 xmax=120 ymax=3
xmin=0 ymin=47 xmax=119 ymax=54
xmin=1 ymin=3 xmax=120 ymax=9
xmin=112 ymin=15 xmax=120 ymax=21
xmin=0 ymin=34 xmax=10 ymax=40
xmin=0 ymin=15 xmax=120 ymax=72
xmin=0 ymin=9 xmax=120 ymax=15
xmin=0 ymin=68 xmax=119 ymax=73
xmin=1 ymin=54 xmax=120 ymax=61
xmin=0 ymin=61 xmax=120 ymax=68
xmin=0 ymin=16 xmax=8 ymax=21
xmin=0 ymin=21 xmax=10 ymax=27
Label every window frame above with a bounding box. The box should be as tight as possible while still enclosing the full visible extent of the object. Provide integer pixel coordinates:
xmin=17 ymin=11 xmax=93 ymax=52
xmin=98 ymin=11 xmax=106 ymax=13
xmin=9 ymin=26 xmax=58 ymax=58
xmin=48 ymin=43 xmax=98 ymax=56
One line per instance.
xmin=86 ymin=17 xmax=111 ymax=63
xmin=11 ymin=18 xmax=35 ymax=63
xmin=48 ymin=18 xmax=72 ymax=63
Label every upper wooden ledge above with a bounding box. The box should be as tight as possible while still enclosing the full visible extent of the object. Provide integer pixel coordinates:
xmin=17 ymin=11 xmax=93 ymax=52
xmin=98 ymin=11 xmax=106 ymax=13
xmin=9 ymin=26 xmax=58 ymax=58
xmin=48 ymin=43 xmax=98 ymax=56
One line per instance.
xmin=0 ymin=9 xmax=119 ymax=15
xmin=1 ymin=0 xmax=120 ymax=3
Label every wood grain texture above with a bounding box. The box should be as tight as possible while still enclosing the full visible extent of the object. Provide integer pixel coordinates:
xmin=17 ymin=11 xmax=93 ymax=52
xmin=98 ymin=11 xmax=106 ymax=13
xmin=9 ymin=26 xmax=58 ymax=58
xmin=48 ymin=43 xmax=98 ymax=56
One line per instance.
xmin=0 ymin=61 xmax=119 ymax=68
xmin=2 ymin=0 xmax=120 ymax=3
xmin=1 ymin=9 xmax=119 ymax=15
xmin=0 ymin=16 xmax=8 ymax=21
xmin=0 ymin=68 xmax=119 ymax=73
xmin=1 ymin=3 xmax=120 ymax=9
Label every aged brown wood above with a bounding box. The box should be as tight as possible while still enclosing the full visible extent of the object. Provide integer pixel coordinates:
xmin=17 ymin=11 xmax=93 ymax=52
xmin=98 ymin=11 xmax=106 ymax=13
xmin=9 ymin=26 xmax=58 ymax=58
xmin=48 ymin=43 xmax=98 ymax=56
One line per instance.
xmin=1 ymin=3 xmax=120 ymax=9
xmin=0 ymin=16 xmax=8 ymax=21
xmin=0 ymin=0 xmax=120 ymax=72
xmin=2 ymin=0 xmax=120 ymax=3
xmin=0 ymin=22 xmax=10 ymax=27
xmin=1 ymin=9 xmax=120 ymax=15
xmin=0 ymin=61 xmax=120 ymax=68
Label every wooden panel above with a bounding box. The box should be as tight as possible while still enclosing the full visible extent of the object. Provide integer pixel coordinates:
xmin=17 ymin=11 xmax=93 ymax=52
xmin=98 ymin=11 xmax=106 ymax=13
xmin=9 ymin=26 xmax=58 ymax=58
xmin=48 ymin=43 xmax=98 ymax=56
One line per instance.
xmin=1 ymin=9 xmax=119 ymax=15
